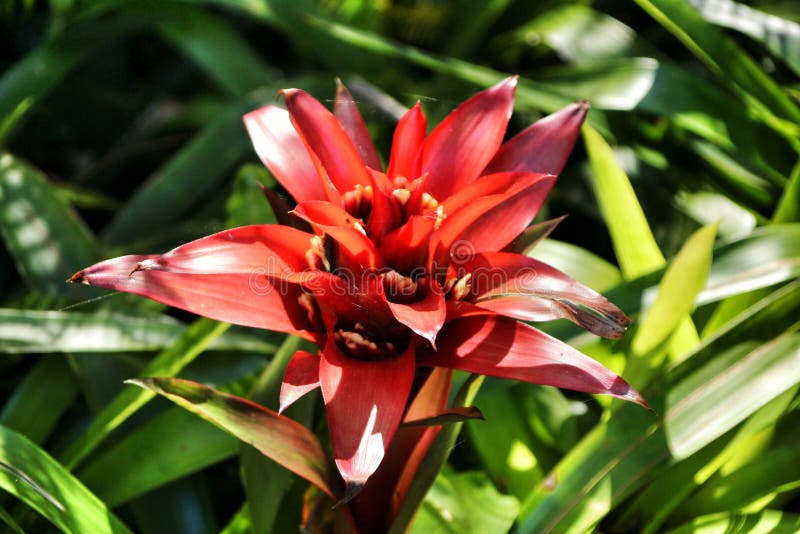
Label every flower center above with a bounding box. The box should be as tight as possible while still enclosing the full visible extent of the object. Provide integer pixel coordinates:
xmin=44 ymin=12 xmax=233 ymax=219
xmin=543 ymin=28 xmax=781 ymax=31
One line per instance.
xmin=333 ymin=322 xmax=409 ymax=361
xmin=341 ymin=184 xmax=373 ymax=221
xmin=382 ymin=270 xmax=430 ymax=304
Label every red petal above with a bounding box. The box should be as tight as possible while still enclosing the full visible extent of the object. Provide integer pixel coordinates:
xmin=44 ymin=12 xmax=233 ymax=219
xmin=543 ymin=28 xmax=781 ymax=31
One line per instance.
xmin=283 ymin=88 xmax=371 ymax=193
xmin=379 ymin=214 xmax=436 ymax=273
xmin=293 ymin=201 xmax=382 ymax=271
xmin=366 ymin=169 xmax=402 ymax=241
xmin=420 ymin=77 xmax=517 ymax=200
xmin=334 ymin=80 xmax=382 ymax=170
xmin=430 ymin=173 xmax=555 ymax=266
xmin=420 ymin=316 xmax=648 ymax=408
xmin=71 ymin=256 xmax=312 ymax=338
xmin=485 ymin=100 xmax=589 ymax=176
xmin=467 ymin=252 xmax=630 ymax=338
xmin=280 ymin=350 xmax=321 ymax=413
xmin=351 ymin=367 xmax=452 ymax=530
xmin=243 ymin=106 xmax=329 ymax=202
xmin=319 ymin=340 xmax=416 ymax=497
xmin=440 ymin=170 xmax=546 ymax=214
xmin=70 ymin=225 xmax=316 ymax=337
xmin=380 ymin=277 xmax=446 ymax=347
xmin=139 ymin=225 xmax=312 ymax=275
xmin=387 ymin=102 xmax=427 ymax=181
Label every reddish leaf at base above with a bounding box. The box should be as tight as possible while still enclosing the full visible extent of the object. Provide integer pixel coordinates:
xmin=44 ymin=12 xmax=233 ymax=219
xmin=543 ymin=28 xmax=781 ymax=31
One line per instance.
xmin=419 ymin=316 xmax=649 ymax=409
xmin=127 ymin=377 xmax=340 ymax=498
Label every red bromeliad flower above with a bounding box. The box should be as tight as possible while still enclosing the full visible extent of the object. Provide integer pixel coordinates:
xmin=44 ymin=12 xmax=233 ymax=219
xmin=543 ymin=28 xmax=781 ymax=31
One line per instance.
xmin=70 ymin=77 xmax=646 ymax=522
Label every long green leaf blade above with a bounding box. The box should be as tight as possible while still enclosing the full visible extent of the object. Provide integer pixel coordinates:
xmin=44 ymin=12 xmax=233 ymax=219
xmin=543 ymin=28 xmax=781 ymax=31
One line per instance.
xmin=0 ymin=425 xmax=133 ymax=534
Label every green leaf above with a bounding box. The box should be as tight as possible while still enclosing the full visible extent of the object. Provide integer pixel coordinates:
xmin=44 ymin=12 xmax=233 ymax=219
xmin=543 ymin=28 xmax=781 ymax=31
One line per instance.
xmin=689 ymin=140 xmax=778 ymax=209
xmin=77 ymin=407 xmax=238 ymax=506
xmin=666 ymin=510 xmax=800 ymax=534
xmin=101 ymin=97 xmax=263 ymax=245
xmin=409 ymin=470 xmax=519 ymax=534
xmin=676 ymin=190 xmax=757 ymax=239
xmin=665 ymin=333 xmax=800 ymax=459
xmin=0 ymin=15 xmax=142 ymax=141
xmin=631 ymin=223 xmax=717 ymax=358
xmin=0 ymin=357 xmax=78 ymax=444
xmin=697 ymin=224 xmax=800 ymax=306
xmin=225 ymin=164 xmax=279 ymax=228
xmin=688 ymin=0 xmax=800 ymax=77
xmin=633 ymin=0 xmax=800 ymax=126
xmin=773 ymin=159 xmax=800 ymax=223
xmin=517 ymin=333 xmax=800 ymax=533
xmin=583 ymin=125 xmax=665 ymax=278
xmin=156 ymin=4 xmax=276 ymax=97
xmin=0 ymin=425 xmax=132 ymax=533
xmin=515 ymin=5 xmax=646 ymax=63
xmin=583 ymin=124 xmax=701 ymax=358
xmin=0 ymin=308 xmax=275 ymax=354
xmin=467 ymin=385 xmax=544 ymax=500
xmin=60 ymin=318 xmax=231 ymax=470
xmin=679 ymin=435 xmax=800 ymax=518
xmin=528 ymin=238 xmax=622 ymax=293
xmin=127 ymin=376 xmax=339 ymax=498
xmin=615 ymin=387 xmax=798 ymax=533
xmin=220 ymin=504 xmax=252 ymax=534
xmin=239 ymin=335 xmax=311 ymax=534
xmin=0 ymin=153 xmax=99 ymax=297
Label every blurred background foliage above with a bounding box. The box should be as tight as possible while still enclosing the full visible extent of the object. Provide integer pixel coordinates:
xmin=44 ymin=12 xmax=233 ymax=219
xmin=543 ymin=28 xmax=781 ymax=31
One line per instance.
xmin=1 ymin=0 xmax=799 ymax=532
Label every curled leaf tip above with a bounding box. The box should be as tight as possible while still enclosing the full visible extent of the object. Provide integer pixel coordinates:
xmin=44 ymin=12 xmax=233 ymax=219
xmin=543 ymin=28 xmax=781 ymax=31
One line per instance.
xmin=124 ymin=378 xmax=148 ymax=388
xmin=66 ymin=270 xmax=85 ymax=284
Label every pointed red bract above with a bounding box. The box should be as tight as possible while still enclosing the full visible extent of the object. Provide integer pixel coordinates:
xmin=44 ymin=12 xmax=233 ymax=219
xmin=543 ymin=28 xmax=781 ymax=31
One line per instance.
xmin=485 ymin=100 xmax=589 ymax=176
xmin=280 ymin=350 xmax=321 ymax=413
xmin=379 ymin=214 xmax=436 ymax=273
xmin=387 ymin=102 xmax=427 ymax=181
xmin=380 ymin=277 xmax=446 ymax=347
xmin=293 ymin=201 xmax=383 ymax=271
xmin=420 ymin=77 xmax=517 ymax=199
xmin=421 ymin=316 xmax=648 ymax=408
xmin=466 ymin=252 xmax=630 ymax=338
xmin=127 ymin=225 xmax=312 ymax=276
xmin=283 ymin=89 xmax=372 ymax=193
xmin=243 ymin=106 xmax=329 ymax=203
xmin=366 ymin=169 xmax=402 ymax=241
xmin=334 ymin=80 xmax=382 ymax=170
xmin=69 ymin=225 xmax=318 ymax=338
xmin=319 ymin=340 xmax=416 ymax=496
xmin=351 ymin=367 xmax=453 ymax=531
xmin=430 ymin=173 xmax=555 ymax=267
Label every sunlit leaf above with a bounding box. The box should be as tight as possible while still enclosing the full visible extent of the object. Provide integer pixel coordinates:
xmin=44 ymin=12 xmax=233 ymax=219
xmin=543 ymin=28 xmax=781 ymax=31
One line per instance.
xmin=688 ymin=0 xmax=800 ymax=77
xmin=630 ymin=223 xmax=717 ymax=361
xmin=0 ymin=425 xmax=132 ymax=533
xmin=0 ymin=153 xmax=99 ymax=297
xmin=409 ymin=470 xmax=519 ymax=534
xmin=0 ymin=308 xmax=274 ymax=354
xmin=666 ymin=510 xmax=800 ymax=534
